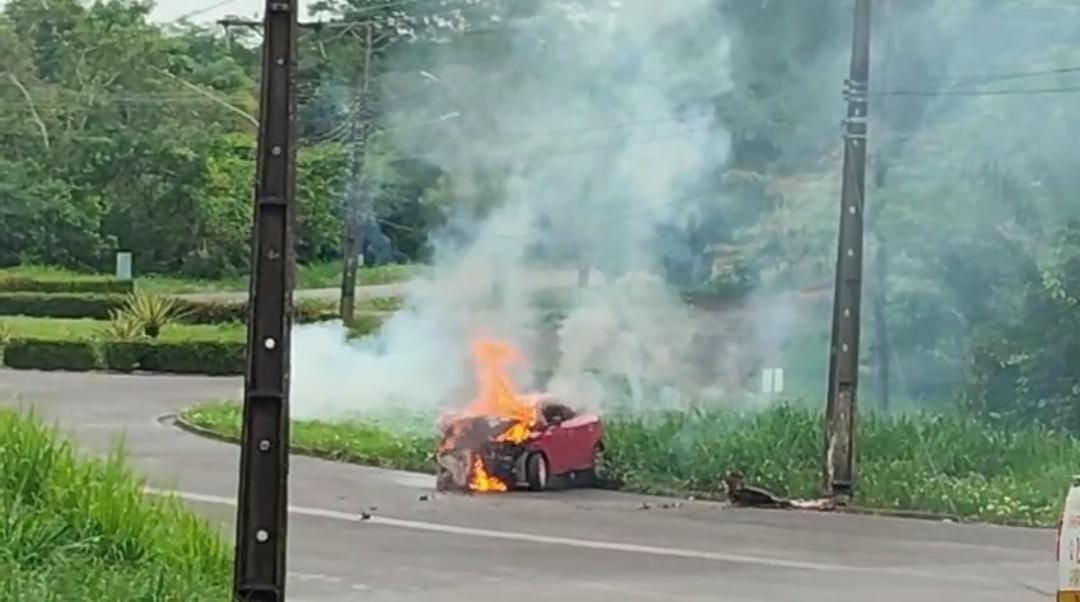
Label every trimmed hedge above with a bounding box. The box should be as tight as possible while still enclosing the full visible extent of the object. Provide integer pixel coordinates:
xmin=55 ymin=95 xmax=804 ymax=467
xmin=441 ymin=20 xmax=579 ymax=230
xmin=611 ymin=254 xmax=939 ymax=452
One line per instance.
xmin=129 ymin=341 xmax=245 ymax=375
xmin=2 ymin=340 xmax=101 ymax=371
xmin=0 ymin=294 xmax=338 ymax=324
xmin=0 ymin=293 xmax=125 ymax=319
xmin=175 ymin=298 xmax=339 ymax=325
xmin=0 ymin=276 xmax=133 ymax=294
xmin=2 ymin=338 xmax=246 ymax=375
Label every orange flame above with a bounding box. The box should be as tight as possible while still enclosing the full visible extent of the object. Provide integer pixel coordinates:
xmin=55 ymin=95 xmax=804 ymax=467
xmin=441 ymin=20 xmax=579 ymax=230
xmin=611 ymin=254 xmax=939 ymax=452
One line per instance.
xmin=462 ymin=339 xmax=538 ymax=444
xmin=469 ymin=454 xmax=508 ymax=493
xmin=437 ymin=339 xmax=539 ymax=493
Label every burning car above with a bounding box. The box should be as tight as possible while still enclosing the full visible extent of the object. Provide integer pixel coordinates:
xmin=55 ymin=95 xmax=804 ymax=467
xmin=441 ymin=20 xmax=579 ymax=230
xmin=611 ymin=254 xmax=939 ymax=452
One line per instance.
xmin=435 ymin=339 xmax=606 ymax=493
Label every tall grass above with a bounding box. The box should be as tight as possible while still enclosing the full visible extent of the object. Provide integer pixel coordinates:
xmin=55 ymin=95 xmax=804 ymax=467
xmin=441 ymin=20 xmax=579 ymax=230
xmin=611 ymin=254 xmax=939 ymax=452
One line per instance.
xmin=606 ymin=405 xmax=1079 ymax=525
xmin=185 ymin=400 xmax=1078 ymax=527
xmin=0 ymin=409 xmax=230 ymax=601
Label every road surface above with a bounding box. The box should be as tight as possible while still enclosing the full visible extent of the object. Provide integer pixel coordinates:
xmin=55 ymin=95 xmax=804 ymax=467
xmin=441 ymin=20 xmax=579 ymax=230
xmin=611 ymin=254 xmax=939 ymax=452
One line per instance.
xmin=0 ymin=369 xmax=1055 ymax=601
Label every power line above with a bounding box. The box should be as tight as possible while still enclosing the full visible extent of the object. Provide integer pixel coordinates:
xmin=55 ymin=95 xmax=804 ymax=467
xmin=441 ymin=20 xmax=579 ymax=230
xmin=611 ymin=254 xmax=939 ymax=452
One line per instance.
xmin=171 ymin=0 xmax=243 ymax=23
xmin=873 ymin=85 xmax=1080 ymax=97
xmin=938 ymin=64 xmax=1080 ymax=87
xmin=339 ymin=0 xmax=478 ymax=15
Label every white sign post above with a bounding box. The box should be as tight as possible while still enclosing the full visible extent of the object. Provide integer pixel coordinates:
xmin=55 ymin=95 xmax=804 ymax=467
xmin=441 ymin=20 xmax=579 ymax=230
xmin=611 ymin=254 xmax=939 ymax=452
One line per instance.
xmin=115 ymin=252 xmax=133 ymax=281
xmin=761 ymin=367 xmax=785 ymax=394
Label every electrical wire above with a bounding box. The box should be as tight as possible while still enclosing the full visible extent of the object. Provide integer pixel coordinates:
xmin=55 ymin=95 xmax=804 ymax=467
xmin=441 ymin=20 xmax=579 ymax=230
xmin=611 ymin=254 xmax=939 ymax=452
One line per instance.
xmin=171 ymin=0 xmax=244 ymax=23
xmin=873 ymin=85 xmax=1080 ymax=97
xmin=935 ymin=64 xmax=1080 ymax=87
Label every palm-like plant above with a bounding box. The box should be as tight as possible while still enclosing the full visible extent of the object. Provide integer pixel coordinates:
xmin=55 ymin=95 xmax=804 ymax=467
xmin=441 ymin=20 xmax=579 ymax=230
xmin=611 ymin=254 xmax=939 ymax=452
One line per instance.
xmin=101 ymin=310 xmax=146 ymax=341
xmin=119 ymin=293 xmax=191 ymax=339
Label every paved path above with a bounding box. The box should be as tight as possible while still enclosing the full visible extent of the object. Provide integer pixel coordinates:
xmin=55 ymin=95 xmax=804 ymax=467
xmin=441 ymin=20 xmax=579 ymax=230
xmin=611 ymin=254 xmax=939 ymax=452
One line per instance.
xmin=175 ymin=283 xmax=409 ymax=304
xmin=0 ymin=369 xmax=1056 ymax=601
xmin=173 ymin=269 xmax=583 ymax=304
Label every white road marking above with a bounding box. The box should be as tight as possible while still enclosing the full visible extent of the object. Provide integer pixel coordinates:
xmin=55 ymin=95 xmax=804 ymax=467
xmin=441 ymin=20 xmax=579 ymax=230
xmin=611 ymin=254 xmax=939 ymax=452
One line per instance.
xmin=144 ymin=487 xmax=1047 ymax=594
xmin=145 ymin=487 xmax=849 ymax=571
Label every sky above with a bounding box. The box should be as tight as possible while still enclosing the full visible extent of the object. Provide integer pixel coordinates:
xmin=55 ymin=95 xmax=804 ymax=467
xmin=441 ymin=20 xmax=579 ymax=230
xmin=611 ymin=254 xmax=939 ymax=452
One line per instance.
xmin=152 ymin=0 xmax=314 ymax=23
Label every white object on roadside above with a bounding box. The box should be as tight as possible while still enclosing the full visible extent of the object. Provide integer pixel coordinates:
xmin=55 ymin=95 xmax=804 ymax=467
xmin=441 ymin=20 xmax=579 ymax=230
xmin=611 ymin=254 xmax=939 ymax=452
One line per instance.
xmin=115 ymin=252 xmax=133 ymax=281
xmin=761 ymin=367 xmax=784 ymax=394
xmin=1057 ymin=475 xmax=1080 ymax=599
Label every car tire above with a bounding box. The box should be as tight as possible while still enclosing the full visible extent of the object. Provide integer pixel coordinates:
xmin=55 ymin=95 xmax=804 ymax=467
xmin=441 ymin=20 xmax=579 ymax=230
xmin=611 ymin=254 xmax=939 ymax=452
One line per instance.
xmin=587 ymin=442 xmax=619 ymax=489
xmin=525 ymin=452 xmax=548 ymax=492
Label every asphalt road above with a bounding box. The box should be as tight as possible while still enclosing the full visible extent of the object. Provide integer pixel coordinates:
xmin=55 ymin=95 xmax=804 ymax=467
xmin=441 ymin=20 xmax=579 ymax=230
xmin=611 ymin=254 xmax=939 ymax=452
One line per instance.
xmin=0 ymin=369 xmax=1057 ymax=601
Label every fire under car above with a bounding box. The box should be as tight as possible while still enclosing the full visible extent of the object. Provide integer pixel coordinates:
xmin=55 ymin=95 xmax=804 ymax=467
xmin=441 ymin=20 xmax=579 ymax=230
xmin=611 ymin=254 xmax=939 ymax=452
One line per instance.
xmin=436 ymin=396 xmax=606 ymax=493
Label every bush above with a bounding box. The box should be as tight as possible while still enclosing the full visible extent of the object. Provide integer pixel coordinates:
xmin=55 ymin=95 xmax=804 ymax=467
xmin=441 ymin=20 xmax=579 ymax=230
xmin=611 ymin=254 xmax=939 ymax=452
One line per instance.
xmin=346 ymin=313 xmax=386 ymax=339
xmin=0 ymin=276 xmax=133 ymax=295
xmin=0 ymin=293 xmax=125 ymax=319
xmin=0 ymin=293 xmax=338 ymax=324
xmin=102 ymin=342 xmax=141 ymax=372
xmin=117 ymin=293 xmax=192 ymax=338
xmin=177 ymin=298 xmax=338 ymax=325
xmin=3 ymin=338 xmax=246 ymax=375
xmin=136 ymin=341 xmax=246 ymax=375
xmin=2 ymin=340 xmax=101 ymax=371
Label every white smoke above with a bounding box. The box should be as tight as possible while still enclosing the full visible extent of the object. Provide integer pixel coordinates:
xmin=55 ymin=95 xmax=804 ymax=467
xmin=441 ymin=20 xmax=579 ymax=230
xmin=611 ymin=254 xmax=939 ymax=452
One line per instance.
xmin=290 ymin=0 xmax=760 ymax=420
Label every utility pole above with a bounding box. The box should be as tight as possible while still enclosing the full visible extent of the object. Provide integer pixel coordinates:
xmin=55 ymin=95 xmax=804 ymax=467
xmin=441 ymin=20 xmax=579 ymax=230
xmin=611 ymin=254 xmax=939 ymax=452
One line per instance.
xmin=233 ymin=0 xmax=297 ymax=599
xmin=824 ymin=0 xmax=871 ymax=502
xmin=871 ymin=0 xmax=896 ymax=413
xmin=340 ymin=22 xmax=375 ymax=326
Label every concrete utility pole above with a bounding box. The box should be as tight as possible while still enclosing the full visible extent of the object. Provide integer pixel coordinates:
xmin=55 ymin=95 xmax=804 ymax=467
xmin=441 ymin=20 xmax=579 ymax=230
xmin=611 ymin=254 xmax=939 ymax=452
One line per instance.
xmin=340 ymin=23 xmax=376 ymax=326
xmin=871 ymin=0 xmax=896 ymax=413
xmin=233 ymin=0 xmax=297 ymax=599
xmin=824 ymin=0 xmax=872 ymax=502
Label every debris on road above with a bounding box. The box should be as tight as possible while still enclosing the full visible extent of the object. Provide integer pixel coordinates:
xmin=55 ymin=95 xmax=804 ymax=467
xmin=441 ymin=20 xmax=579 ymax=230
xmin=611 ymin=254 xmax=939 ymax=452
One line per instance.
xmin=723 ymin=470 xmax=835 ymax=511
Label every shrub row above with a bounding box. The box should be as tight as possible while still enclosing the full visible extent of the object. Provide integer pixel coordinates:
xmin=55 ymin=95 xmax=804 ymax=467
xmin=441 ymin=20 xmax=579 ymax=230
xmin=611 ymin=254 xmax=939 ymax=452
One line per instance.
xmin=0 ymin=276 xmax=133 ymax=294
xmin=1 ymin=339 xmax=245 ymax=375
xmin=176 ymin=298 xmax=339 ymax=325
xmin=0 ymin=293 xmax=123 ymax=319
xmin=0 ymin=293 xmax=339 ymax=324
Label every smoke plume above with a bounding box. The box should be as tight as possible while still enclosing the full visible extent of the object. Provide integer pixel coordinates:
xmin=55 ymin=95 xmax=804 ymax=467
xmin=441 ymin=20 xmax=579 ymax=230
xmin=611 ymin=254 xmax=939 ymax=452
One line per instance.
xmin=290 ymin=0 xmax=761 ymax=420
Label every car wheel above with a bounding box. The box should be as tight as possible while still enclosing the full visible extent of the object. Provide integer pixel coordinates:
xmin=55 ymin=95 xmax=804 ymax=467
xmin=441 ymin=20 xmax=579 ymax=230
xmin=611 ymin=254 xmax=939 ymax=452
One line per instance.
xmin=588 ymin=442 xmax=619 ymax=489
xmin=592 ymin=443 xmax=608 ymax=480
xmin=525 ymin=452 xmax=548 ymax=491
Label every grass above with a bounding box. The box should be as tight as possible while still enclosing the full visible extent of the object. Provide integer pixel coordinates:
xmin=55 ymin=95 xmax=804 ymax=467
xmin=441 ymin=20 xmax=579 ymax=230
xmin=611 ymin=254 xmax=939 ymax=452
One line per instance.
xmin=0 ymin=262 xmax=421 ymax=295
xmin=0 ymin=265 xmax=120 ymax=285
xmin=181 ymin=400 xmax=1077 ymax=527
xmin=183 ymin=402 xmax=434 ymax=472
xmin=0 ymin=408 xmax=229 ymax=600
xmin=0 ymin=316 xmax=246 ymax=343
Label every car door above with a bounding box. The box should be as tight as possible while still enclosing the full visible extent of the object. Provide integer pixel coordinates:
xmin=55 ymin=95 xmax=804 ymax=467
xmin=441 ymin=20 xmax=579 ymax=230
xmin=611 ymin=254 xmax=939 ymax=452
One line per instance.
xmin=558 ymin=415 xmax=600 ymax=471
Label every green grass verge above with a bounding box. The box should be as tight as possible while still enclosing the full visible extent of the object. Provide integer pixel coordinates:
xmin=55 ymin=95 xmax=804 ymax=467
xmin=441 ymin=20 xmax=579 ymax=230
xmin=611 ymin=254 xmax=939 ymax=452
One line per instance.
xmin=0 ymin=408 xmax=229 ymax=600
xmin=182 ymin=402 xmax=434 ymax=472
xmin=0 ymin=316 xmax=245 ymax=343
xmin=180 ymin=400 xmax=1075 ymax=527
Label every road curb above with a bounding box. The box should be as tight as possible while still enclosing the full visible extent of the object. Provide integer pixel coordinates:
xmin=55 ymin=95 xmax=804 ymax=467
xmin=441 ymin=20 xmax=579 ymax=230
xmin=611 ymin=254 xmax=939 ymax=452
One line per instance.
xmin=171 ymin=411 xmax=1042 ymax=529
xmin=172 ymin=412 xmax=439 ymax=474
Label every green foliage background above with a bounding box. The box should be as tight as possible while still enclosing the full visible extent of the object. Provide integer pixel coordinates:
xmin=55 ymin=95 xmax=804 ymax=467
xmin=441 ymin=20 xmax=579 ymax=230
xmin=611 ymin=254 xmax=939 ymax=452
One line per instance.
xmin=1 ymin=0 xmax=1078 ymax=429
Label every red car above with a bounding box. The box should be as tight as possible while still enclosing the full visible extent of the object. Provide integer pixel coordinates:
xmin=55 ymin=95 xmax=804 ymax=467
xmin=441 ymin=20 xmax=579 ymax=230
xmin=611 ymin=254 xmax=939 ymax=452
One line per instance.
xmin=436 ymin=396 xmax=607 ymax=492
xmin=519 ymin=397 xmax=606 ymax=490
